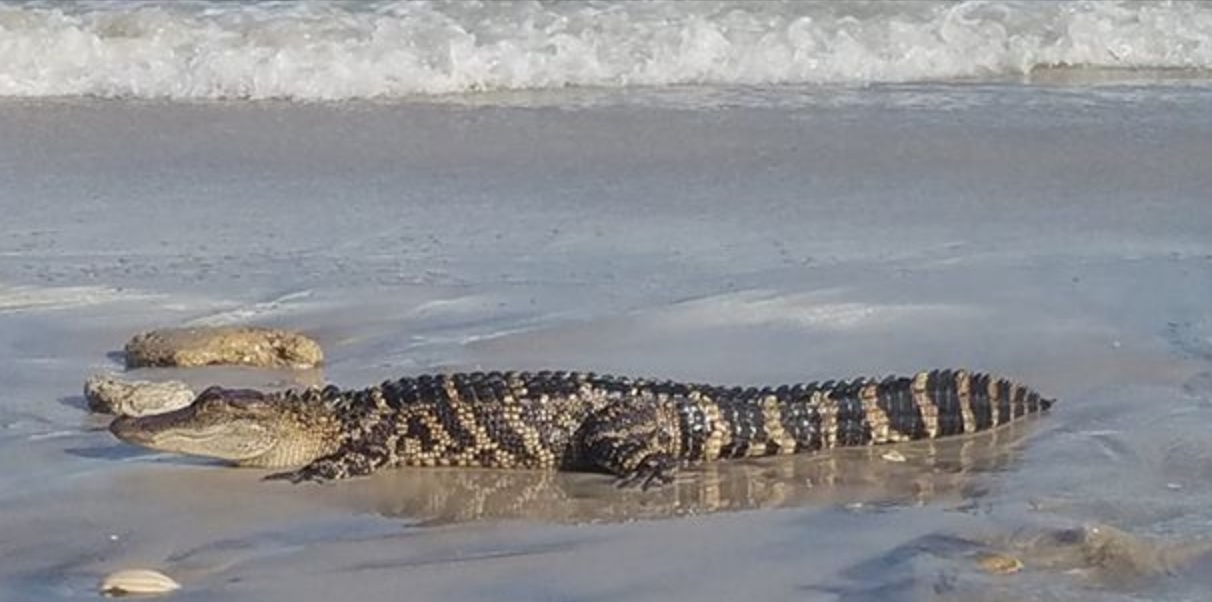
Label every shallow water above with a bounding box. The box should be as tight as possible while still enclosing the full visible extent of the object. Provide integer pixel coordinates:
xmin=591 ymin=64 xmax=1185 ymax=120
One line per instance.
xmin=1 ymin=81 xmax=1211 ymax=600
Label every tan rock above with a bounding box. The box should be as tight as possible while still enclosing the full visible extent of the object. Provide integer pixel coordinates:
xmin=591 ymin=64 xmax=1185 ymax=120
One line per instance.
xmin=124 ymin=326 xmax=323 ymax=369
xmin=974 ymin=552 xmax=1023 ymax=574
xmin=84 ymin=373 xmax=195 ymax=417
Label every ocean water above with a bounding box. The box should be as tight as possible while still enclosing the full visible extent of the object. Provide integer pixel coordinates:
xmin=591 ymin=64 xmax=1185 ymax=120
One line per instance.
xmin=1 ymin=0 xmax=1212 ymax=100
xmin=3 ymin=2 xmax=1212 ymax=601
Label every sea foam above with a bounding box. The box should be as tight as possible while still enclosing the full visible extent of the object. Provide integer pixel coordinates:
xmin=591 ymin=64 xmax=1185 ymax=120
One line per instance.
xmin=1 ymin=0 xmax=1211 ymax=100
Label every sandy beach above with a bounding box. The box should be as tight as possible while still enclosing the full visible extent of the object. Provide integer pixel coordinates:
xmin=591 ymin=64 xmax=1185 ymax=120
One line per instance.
xmin=3 ymin=2 xmax=1212 ymax=600
xmin=0 ymin=87 xmax=1209 ymax=601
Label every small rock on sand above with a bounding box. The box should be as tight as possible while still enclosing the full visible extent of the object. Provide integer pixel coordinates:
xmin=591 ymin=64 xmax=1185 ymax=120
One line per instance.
xmin=124 ymin=326 xmax=323 ymax=369
xmin=84 ymin=373 xmax=196 ymax=417
xmin=975 ymin=552 xmax=1023 ymax=574
xmin=100 ymin=568 xmax=180 ymax=597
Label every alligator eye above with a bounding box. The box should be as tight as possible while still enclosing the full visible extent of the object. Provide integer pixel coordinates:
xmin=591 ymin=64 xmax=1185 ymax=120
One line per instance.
xmin=228 ymin=398 xmax=268 ymax=411
xmin=222 ymin=390 xmax=270 ymax=410
xmin=195 ymin=386 xmax=230 ymax=402
xmin=196 ymin=396 xmax=226 ymax=414
xmin=192 ymin=387 xmax=267 ymax=413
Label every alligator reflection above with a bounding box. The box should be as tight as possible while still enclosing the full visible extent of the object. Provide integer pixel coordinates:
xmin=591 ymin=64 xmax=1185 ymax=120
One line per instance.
xmin=331 ymin=419 xmax=1040 ymax=525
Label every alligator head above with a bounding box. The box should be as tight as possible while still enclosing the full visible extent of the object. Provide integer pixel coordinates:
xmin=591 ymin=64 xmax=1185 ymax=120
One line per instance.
xmin=109 ymin=386 xmax=341 ymax=468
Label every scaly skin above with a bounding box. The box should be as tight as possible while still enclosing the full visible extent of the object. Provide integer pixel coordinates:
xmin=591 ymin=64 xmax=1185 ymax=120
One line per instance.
xmin=108 ymin=369 xmax=1054 ymax=488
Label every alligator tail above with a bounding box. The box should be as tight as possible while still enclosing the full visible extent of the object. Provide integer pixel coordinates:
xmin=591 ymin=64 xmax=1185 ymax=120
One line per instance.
xmin=841 ymin=369 xmax=1053 ymax=446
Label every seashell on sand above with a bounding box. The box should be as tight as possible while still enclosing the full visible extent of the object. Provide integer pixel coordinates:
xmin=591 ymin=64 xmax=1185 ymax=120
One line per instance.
xmin=99 ymin=568 xmax=180 ymax=597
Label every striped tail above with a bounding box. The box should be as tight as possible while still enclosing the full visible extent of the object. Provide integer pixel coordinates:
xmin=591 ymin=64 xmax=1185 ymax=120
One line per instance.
xmin=695 ymin=369 xmax=1053 ymax=459
xmin=835 ymin=369 xmax=1053 ymax=448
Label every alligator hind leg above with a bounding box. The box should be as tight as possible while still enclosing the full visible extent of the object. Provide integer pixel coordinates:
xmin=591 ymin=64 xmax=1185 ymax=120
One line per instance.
xmin=581 ymin=398 xmax=680 ymax=490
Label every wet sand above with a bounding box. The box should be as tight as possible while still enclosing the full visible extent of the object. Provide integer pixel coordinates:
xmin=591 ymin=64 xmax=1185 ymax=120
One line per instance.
xmin=2 ymin=86 xmax=1212 ymax=600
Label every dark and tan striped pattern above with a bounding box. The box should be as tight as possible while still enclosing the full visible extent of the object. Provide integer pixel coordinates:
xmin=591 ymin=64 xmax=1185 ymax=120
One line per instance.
xmin=271 ymin=369 xmax=1053 ymax=487
xmin=110 ymin=369 xmax=1053 ymax=489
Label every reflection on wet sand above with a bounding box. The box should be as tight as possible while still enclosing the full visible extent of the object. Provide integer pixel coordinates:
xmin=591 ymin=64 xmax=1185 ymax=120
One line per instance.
xmin=330 ymin=418 xmax=1042 ymax=525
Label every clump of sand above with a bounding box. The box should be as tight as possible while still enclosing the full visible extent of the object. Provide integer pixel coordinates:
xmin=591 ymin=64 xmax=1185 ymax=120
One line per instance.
xmin=84 ymin=373 xmax=195 ymax=417
xmin=124 ymin=326 xmax=323 ymax=369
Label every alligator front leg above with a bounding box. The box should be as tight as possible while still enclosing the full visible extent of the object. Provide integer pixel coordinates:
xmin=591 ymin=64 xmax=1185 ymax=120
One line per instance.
xmin=581 ymin=399 xmax=681 ymax=490
xmin=264 ymin=445 xmax=394 ymax=483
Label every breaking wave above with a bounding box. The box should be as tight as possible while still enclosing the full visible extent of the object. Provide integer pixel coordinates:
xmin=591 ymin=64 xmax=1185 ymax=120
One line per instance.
xmin=2 ymin=0 xmax=1211 ymax=100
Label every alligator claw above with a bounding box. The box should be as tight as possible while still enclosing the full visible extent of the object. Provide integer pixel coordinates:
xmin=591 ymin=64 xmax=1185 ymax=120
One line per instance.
xmin=264 ymin=463 xmax=334 ymax=484
xmin=264 ymin=469 xmax=310 ymax=483
xmin=616 ymin=454 xmax=677 ymax=491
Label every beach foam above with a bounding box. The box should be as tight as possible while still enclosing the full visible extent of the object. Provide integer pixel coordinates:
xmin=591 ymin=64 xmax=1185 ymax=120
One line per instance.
xmin=0 ymin=282 xmax=161 ymax=313
xmin=2 ymin=1 xmax=1211 ymax=100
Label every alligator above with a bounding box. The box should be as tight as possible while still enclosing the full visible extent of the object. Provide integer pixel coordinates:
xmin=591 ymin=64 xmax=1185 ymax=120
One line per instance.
xmin=108 ymin=369 xmax=1053 ymax=488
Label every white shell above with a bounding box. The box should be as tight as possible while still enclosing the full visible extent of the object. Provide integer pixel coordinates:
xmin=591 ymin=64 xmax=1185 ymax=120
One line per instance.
xmin=880 ymin=450 xmax=907 ymax=463
xmin=99 ymin=569 xmax=181 ymax=597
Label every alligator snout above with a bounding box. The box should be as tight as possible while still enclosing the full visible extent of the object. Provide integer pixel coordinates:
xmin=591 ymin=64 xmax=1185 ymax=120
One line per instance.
xmin=109 ymin=415 xmax=153 ymax=445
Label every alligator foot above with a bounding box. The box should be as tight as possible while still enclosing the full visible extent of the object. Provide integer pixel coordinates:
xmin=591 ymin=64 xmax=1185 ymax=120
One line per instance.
xmin=616 ymin=453 xmax=678 ymax=490
xmin=264 ymin=458 xmax=345 ymax=484
xmin=264 ymin=448 xmax=390 ymax=483
xmin=264 ymin=466 xmax=326 ymax=484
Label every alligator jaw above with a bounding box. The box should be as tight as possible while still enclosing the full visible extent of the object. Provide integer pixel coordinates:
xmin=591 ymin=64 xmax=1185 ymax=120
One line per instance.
xmin=109 ymin=410 xmax=278 ymax=464
xmin=107 ymin=386 xmax=346 ymax=468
